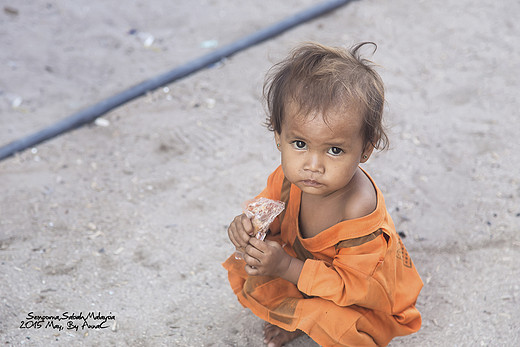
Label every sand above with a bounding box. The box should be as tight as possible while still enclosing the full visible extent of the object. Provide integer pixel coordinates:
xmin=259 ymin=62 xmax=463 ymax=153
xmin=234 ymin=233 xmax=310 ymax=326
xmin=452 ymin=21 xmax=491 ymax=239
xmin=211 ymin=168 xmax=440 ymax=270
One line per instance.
xmin=1 ymin=0 xmax=519 ymax=346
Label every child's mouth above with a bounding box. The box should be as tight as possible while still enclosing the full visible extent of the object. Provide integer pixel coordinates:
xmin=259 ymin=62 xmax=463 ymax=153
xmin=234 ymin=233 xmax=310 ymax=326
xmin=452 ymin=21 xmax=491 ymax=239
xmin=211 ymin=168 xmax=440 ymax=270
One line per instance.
xmin=302 ymin=179 xmax=322 ymax=187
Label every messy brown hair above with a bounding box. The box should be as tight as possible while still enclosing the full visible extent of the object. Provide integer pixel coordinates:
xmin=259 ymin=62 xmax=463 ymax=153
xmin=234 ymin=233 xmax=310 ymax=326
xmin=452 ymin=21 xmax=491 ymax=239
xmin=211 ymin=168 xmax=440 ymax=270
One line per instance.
xmin=263 ymin=42 xmax=388 ymax=150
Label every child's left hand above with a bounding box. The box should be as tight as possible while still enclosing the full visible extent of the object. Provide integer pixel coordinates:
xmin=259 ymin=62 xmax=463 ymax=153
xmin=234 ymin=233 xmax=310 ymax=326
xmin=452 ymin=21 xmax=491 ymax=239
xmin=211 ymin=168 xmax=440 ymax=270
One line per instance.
xmin=243 ymin=238 xmax=290 ymax=277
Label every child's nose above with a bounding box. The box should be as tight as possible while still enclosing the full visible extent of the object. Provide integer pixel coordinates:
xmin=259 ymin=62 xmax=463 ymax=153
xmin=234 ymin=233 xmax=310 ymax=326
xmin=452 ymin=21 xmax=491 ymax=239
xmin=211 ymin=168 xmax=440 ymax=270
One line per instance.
xmin=303 ymin=152 xmax=324 ymax=173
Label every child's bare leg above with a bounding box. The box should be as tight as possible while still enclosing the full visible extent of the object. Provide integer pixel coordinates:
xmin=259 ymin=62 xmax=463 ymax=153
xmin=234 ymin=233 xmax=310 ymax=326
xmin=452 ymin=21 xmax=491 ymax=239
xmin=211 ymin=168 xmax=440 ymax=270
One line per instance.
xmin=263 ymin=322 xmax=304 ymax=347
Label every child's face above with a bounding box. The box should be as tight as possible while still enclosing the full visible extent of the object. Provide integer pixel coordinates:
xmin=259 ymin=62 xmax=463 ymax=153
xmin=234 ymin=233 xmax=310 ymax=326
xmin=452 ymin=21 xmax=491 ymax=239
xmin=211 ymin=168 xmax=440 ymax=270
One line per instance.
xmin=274 ymin=104 xmax=372 ymax=197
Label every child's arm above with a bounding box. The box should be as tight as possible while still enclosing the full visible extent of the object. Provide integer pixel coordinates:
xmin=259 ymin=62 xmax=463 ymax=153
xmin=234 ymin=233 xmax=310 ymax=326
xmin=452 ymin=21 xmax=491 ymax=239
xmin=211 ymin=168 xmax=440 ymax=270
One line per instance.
xmin=243 ymin=237 xmax=304 ymax=285
xmin=297 ymin=235 xmax=388 ymax=308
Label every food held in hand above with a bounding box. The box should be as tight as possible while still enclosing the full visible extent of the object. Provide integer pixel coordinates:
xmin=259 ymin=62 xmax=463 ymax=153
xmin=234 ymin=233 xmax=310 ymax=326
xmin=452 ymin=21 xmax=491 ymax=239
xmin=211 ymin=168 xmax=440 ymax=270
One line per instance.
xmin=235 ymin=197 xmax=285 ymax=259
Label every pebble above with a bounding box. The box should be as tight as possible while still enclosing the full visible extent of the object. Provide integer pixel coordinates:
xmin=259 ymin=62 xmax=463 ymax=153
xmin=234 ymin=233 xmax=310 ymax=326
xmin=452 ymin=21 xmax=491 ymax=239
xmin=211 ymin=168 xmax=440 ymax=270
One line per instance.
xmin=11 ymin=96 xmax=22 ymax=108
xmin=94 ymin=117 xmax=110 ymax=127
xmin=205 ymin=98 xmax=216 ymax=109
xmin=136 ymin=32 xmax=155 ymax=47
xmin=88 ymin=231 xmax=103 ymax=239
xmin=143 ymin=35 xmax=154 ymax=47
xmin=3 ymin=6 xmax=18 ymax=16
xmin=200 ymin=39 xmax=218 ymax=48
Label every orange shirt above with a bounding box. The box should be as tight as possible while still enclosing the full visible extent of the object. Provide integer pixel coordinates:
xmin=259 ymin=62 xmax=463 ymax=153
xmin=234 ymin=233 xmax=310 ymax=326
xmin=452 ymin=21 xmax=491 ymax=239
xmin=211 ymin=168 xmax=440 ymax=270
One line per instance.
xmin=223 ymin=166 xmax=423 ymax=346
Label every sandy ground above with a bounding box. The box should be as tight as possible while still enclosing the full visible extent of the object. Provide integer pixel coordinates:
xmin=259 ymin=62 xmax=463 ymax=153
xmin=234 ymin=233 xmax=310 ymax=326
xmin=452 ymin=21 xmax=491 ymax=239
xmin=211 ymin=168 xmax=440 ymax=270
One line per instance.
xmin=1 ymin=0 xmax=519 ymax=346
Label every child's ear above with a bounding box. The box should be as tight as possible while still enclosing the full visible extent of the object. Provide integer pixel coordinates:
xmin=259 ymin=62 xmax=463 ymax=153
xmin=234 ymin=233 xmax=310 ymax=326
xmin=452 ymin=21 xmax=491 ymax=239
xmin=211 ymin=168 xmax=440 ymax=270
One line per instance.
xmin=360 ymin=144 xmax=374 ymax=163
xmin=274 ymin=132 xmax=282 ymax=151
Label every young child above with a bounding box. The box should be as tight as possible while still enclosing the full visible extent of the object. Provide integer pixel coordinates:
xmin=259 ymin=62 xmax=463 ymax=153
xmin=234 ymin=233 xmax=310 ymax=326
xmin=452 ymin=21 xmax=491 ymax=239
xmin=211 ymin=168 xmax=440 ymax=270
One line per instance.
xmin=223 ymin=42 xmax=422 ymax=347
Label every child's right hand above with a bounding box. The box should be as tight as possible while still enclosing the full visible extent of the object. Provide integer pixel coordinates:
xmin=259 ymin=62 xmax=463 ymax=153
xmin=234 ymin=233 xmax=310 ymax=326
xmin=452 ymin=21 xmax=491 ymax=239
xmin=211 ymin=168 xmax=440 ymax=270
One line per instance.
xmin=228 ymin=213 xmax=255 ymax=253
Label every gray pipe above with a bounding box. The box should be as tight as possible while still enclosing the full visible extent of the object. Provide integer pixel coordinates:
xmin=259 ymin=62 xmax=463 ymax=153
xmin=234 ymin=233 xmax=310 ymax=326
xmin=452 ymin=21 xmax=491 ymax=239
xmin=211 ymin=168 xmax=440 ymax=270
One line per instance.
xmin=0 ymin=0 xmax=355 ymax=161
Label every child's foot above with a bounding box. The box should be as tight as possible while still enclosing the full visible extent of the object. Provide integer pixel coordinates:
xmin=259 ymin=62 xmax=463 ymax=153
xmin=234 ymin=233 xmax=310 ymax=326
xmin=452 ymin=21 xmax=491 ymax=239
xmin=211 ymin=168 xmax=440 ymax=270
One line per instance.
xmin=263 ymin=323 xmax=303 ymax=347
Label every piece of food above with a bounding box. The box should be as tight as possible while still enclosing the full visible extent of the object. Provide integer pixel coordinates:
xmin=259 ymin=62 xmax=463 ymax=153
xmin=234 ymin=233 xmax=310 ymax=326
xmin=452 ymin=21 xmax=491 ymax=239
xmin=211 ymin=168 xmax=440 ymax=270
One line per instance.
xmin=234 ymin=197 xmax=285 ymax=259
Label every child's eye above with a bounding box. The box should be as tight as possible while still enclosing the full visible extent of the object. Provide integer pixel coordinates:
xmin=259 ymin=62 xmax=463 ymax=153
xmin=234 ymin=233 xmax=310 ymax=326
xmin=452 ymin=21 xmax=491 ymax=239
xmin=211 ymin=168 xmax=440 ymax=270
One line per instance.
xmin=328 ymin=147 xmax=343 ymax=156
xmin=292 ymin=141 xmax=307 ymax=150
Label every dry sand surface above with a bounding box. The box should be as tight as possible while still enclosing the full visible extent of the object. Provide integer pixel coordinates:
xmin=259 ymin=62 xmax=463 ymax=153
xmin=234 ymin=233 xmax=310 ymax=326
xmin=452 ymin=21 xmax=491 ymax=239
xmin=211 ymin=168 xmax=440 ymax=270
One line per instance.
xmin=1 ymin=0 xmax=519 ymax=346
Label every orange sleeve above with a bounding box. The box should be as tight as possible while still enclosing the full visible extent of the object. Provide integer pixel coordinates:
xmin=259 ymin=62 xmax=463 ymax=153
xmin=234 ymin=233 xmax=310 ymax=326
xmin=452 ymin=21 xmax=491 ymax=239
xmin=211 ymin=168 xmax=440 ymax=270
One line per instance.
xmin=255 ymin=166 xmax=284 ymax=236
xmin=297 ymin=234 xmax=393 ymax=312
xmin=255 ymin=165 xmax=284 ymax=201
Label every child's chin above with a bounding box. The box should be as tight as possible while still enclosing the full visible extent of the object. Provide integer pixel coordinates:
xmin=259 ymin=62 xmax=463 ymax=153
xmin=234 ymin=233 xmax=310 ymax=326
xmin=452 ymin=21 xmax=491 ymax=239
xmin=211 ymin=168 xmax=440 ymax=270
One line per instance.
xmin=297 ymin=184 xmax=327 ymax=195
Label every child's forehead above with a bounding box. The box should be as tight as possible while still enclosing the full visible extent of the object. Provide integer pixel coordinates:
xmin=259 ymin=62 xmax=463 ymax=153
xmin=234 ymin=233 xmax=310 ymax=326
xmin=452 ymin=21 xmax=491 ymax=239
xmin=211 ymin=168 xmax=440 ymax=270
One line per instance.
xmin=281 ymin=108 xmax=364 ymax=146
xmin=283 ymin=102 xmax=364 ymax=133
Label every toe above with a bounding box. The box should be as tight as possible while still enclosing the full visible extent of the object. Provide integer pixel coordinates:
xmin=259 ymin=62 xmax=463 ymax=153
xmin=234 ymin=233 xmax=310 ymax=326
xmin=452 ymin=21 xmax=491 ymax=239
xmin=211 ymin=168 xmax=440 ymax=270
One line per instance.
xmin=263 ymin=324 xmax=278 ymax=344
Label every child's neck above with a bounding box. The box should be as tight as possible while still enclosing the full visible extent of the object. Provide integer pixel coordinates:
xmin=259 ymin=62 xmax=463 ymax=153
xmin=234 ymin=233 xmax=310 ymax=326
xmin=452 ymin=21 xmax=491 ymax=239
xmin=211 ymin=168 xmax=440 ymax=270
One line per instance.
xmin=298 ymin=169 xmax=376 ymax=239
xmin=299 ymin=191 xmax=348 ymax=239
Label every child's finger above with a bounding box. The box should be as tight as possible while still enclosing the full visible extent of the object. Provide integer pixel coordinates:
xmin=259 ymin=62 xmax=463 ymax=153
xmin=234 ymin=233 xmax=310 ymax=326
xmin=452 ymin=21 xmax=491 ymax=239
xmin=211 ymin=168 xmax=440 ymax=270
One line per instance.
xmin=227 ymin=222 xmax=243 ymax=247
xmin=243 ymin=252 xmax=261 ymax=267
xmin=230 ymin=215 xmax=252 ymax=247
xmin=248 ymin=237 xmax=268 ymax=251
xmin=227 ymin=225 xmax=241 ymax=248
xmin=239 ymin=214 xmax=255 ymax=236
xmin=264 ymin=239 xmax=282 ymax=250
xmin=244 ymin=264 xmax=260 ymax=276
xmin=245 ymin=242 xmax=264 ymax=260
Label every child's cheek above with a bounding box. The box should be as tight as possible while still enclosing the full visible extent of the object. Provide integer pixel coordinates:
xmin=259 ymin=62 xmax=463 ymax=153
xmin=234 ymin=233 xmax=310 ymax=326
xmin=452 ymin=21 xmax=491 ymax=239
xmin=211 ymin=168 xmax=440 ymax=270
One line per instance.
xmin=281 ymin=152 xmax=299 ymax=182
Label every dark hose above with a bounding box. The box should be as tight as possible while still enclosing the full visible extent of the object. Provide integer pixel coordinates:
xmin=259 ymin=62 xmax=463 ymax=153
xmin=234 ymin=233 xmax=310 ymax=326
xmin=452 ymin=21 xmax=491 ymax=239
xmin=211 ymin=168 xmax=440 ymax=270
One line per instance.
xmin=0 ymin=0 xmax=355 ymax=161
